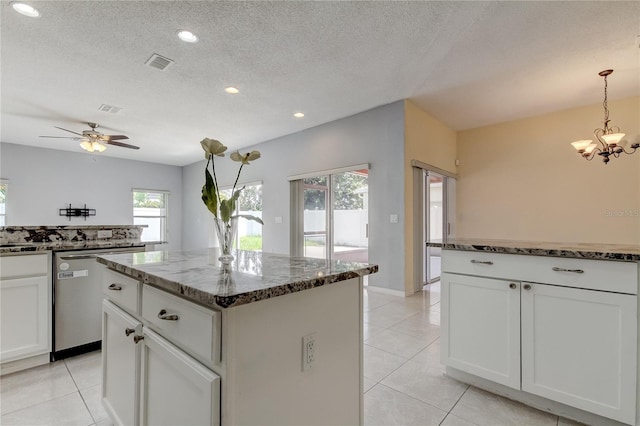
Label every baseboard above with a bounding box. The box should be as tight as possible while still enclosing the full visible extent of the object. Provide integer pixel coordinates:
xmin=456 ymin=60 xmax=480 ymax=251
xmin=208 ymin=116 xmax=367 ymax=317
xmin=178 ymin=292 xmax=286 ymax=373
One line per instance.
xmin=364 ymin=285 xmax=405 ymax=297
xmin=1 ymin=353 xmax=50 ymax=376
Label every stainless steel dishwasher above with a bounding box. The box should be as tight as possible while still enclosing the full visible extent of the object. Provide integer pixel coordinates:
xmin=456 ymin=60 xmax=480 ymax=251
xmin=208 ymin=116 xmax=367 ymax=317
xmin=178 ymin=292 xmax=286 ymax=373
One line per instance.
xmin=53 ymin=246 xmax=145 ymax=359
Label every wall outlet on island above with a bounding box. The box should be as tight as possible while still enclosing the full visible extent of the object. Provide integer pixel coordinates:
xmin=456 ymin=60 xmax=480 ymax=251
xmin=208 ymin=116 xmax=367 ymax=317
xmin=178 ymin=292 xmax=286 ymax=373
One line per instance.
xmin=98 ymin=230 xmax=113 ymax=239
xmin=302 ymin=333 xmax=316 ymax=372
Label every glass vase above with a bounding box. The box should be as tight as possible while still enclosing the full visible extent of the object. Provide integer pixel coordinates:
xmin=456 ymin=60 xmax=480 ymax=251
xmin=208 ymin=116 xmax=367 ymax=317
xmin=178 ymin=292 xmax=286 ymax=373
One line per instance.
xmin=214 ymin=217 xmax=238 ymax=264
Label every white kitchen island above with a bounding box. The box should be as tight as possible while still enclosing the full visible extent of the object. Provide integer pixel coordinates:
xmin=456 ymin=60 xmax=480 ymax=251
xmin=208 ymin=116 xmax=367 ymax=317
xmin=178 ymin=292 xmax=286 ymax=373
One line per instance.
xmin=97 ymin=248 xmax=377 ymax=426
xmin=431 ymin=240 xmax=640 ymax=426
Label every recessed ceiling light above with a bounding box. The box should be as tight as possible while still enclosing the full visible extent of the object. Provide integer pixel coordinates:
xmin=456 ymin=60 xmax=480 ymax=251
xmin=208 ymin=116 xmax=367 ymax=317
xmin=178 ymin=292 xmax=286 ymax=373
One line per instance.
xmin=293 ymin=112 xmax=305 ymax=118
xmin=224 ymin=87 xmax=239 ymax=94
xmin=11 ymin=2 xmax=40 ymax=17
xmin=177 ymin=30 xmax=198 ymax=43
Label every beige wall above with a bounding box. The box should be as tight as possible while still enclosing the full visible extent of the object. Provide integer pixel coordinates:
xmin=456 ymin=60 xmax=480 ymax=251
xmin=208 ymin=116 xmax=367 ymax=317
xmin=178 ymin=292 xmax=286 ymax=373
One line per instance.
xmin=456 ymin=96 xmax=640 ymax=244
xmin=404 ymin=99 xmax=457 ymax=295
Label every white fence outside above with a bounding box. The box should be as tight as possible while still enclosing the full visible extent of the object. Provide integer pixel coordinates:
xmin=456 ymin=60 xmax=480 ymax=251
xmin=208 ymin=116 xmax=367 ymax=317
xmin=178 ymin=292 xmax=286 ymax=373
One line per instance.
xmin=304 ymin=210 xmax=368 ymax=247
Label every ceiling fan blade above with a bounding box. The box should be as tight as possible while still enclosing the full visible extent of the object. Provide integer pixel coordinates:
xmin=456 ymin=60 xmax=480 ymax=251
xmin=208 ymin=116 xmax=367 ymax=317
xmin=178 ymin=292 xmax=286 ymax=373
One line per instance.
xmin=101 ymin=134 xmax=129 ymax=141
xmin=105 ymin=140 xmax=140 ymax=150
xmin=40 ymin=135 xmax=83 ymax=141
xmin=54 ymin=126 xmax=84 ymax=136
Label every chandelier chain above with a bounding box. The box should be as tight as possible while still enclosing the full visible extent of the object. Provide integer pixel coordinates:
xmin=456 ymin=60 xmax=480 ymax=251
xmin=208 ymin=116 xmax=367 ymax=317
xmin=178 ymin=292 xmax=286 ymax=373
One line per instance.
xmin=602 ymin=74 xmax=609 ymax=127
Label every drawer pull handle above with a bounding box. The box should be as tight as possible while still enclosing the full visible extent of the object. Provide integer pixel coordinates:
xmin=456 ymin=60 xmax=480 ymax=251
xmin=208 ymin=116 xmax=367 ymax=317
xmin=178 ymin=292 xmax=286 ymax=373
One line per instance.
xmin=509 ymin=283 xmax=517 ymax=289
xmin=470 ymin=260 xmax=493 ymax=265
xmin=125 ymin=328 xmax=135 ymax=336
xmin=158 ymin=309 xmax=179 ymax=321
xmin=108 ymin=283 xmax=122 ymax=291
xmin=133 ymin=335 xmax=144 ymax=344
xmin=552 ymin=267 xmax=584 ymax=274
xmin=523 ymin=284 xmax=532 ymax=291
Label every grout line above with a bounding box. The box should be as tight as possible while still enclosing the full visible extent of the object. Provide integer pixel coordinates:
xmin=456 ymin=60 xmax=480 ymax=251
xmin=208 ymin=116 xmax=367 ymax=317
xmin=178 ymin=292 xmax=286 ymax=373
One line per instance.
xmin=64 ymin=359 xmax=97 ymax=424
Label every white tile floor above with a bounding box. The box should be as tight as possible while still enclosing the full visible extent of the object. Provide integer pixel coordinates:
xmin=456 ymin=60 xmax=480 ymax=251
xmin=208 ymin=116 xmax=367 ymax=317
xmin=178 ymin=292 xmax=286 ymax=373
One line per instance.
xmin=0 ymin=283 xmax=584 ymax=426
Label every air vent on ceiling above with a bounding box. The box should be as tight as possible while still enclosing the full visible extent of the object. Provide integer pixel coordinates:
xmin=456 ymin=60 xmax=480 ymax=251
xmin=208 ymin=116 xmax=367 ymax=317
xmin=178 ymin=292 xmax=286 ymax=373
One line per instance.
xmin=145 ymin=53 xmax=174 ymax=71
xmin=98 ymin=104 xmax=122 ymax=114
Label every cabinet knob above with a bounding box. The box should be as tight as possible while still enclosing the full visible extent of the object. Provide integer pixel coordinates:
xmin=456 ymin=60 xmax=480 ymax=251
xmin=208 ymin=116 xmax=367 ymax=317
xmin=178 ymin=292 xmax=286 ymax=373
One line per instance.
xmin=158 ymin=309 xmax=179 ymax=321
xmin=133 ymin=335 xmax=144 ymax=344
xmin=523 ymin=284 xmax=532 ymax=291
xmin=470 ymin=260 xmax=494 ymax=265
xmin=125 ymin=327 xmax=135 ymax=336
xmin=108 ymin=283 xmax=122 ymax=291
xmin=509 ymin=283 xmax=517 ymax=289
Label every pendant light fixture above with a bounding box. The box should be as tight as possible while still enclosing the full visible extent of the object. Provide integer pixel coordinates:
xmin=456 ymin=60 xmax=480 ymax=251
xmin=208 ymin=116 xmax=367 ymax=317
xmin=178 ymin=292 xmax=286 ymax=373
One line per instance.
xmin=570 ymin=69 xmax=638 ymax=164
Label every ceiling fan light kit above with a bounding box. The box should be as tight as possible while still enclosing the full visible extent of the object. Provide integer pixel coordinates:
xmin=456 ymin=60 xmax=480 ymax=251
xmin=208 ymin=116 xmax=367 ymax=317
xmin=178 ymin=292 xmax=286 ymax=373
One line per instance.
xmin=571 ymin=69 xmax=639 ymax=164
xmin=40 ymin=122 xmax=139 ymax=152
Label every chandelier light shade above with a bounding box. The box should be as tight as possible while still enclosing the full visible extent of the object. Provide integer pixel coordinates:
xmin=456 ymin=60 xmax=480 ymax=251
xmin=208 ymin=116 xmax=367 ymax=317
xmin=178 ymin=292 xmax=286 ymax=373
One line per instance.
xmin=571 ymin=69 xmax=639 ymax=164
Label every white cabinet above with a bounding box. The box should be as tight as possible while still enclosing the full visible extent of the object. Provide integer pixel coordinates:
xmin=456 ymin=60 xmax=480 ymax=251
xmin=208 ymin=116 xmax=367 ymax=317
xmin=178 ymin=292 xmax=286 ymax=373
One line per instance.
xmin=0 ymin=253 xmax=51 ymax=374
xmin=441 ymin=250 xmax=638 ymax=425
xmin=140 ymin=328 xmax=220 ymax=426
xmin=521 ymin=282 xmax=637 ymax=424
xmin=102 ymin=300 xmax=142 ymax=426
xmin=101 ymin=269 xmax=220 ymax=426
xmin=441 ymin=273 xmax=520 ymax=389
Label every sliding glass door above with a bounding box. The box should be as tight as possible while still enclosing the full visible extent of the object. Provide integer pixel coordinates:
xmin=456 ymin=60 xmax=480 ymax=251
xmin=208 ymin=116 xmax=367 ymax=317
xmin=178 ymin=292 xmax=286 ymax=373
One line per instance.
xmin=295 ymin=168 xmax=369 ymax=263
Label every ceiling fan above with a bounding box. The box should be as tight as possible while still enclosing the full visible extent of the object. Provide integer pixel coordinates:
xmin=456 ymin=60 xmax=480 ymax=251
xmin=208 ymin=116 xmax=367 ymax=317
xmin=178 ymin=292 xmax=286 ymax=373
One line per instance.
xmin=40 ymin=122 xmax=140 ymax=152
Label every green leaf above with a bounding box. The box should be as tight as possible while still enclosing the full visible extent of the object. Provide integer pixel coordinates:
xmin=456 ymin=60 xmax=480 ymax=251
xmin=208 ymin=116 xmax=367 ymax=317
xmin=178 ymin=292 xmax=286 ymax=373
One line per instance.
xmin=233 ymin=214 xmax=264 ymax=225
xmin=201 ymin=168 xmax=218 ymax=217
xmin=220 ymin=199 xmax=232 ymax=223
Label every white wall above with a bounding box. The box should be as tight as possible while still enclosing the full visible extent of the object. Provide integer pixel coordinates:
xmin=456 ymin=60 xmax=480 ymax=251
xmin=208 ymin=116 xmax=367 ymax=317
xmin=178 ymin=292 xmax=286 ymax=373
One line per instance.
xmin=182 ymin=102 xmax=405 ymax=292
xmin=0 ymin=143 xmax=183 ymax=251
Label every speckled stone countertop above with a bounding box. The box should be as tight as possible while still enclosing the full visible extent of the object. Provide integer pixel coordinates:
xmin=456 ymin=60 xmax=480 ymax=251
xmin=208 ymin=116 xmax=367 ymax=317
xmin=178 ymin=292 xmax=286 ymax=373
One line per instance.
xmin=97 ymin=248 xmax=378 ymax=309
xmin=427 ymin=239 xmax=640 ymax=262
xmin=0 ymin=240 xmax=148 ymax=254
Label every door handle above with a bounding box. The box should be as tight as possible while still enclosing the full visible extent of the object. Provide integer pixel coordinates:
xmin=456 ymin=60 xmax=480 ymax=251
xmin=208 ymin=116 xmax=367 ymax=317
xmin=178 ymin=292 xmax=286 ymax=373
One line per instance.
xmin=108 ymin=283 xmax=122 ymax=291
xmin=125 ymin=328 xmax=135 ymax=336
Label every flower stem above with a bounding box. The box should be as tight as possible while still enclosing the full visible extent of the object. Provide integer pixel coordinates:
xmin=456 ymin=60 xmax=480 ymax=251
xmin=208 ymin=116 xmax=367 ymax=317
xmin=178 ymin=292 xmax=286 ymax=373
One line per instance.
xmin=210 ymin=155 xmax=222 ymax=208
xmin=232 ymin=162 xmax=245 ymax=195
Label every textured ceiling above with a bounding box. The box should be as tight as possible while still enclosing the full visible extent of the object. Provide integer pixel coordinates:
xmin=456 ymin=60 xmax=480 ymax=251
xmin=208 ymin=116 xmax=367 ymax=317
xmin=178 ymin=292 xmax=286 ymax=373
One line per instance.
xmin=1 ymin=1 xmax=639 ymax=166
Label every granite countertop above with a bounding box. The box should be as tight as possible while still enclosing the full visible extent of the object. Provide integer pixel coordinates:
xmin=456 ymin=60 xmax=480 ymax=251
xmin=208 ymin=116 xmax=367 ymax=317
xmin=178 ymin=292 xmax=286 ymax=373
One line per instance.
xmin=427 ymin=239 xmax=640 ymax=262
xmin=0 ymin=240 xmax=147 ymax=254
xmin=97 ymin=248 xmax=378 ymax=309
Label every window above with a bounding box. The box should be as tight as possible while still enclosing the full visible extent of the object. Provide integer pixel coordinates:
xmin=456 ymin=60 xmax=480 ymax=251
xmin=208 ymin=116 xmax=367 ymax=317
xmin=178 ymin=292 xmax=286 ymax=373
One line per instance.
xmin=0 ymin=181 xmax=7 ymax=226
xmin=133 ymin=189 xmax=169 ymax=243
xmin=209 ymin=182 xmax=263 ymax=251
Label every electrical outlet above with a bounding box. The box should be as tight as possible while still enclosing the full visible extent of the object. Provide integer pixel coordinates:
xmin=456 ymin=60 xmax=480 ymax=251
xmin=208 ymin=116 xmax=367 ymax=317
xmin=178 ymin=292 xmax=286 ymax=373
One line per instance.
xmin=302 ymin=333 xmax=316 ymax=371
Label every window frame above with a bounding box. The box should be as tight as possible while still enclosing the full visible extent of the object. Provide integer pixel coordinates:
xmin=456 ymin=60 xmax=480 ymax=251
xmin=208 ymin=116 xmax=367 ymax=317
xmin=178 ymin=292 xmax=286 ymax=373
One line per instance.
xmin=0 ymin=179 xmax=8 ymax=226
xmin=132 ymin=188 xmax=169 ymax=243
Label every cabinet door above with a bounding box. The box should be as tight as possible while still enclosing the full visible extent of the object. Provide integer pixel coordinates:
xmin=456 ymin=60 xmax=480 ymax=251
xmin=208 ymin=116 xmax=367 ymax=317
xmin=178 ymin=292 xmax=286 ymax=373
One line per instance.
xmin=140 ymin=328 xmax=220 ymax=426
xmin=521 ymin=282 xmax=637 ymax=424
xmin=102 ymin=300 xmax=142 ymax=426
xmin=0 ymin=276 xmax=49 ymax=362
xmin=441 ymin=273 xmax=521 ymax=389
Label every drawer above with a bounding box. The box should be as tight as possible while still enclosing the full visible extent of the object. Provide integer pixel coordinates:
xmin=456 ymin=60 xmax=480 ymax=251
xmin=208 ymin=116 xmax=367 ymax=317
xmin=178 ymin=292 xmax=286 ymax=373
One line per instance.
xmin=142 ymin=284 xmax=221 ymax=364
xmin=0 ymin=254 xmax=48 ymax=279
xmin=442 ymin=250 xmax=638 ymax=294
xmin=102 ymin=268 xmax=141 ymax=314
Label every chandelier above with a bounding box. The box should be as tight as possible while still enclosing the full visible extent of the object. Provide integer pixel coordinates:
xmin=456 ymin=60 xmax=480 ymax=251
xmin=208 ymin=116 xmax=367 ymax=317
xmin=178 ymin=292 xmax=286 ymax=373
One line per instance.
xmin=570 ymin=69 xmax=638 ymax=164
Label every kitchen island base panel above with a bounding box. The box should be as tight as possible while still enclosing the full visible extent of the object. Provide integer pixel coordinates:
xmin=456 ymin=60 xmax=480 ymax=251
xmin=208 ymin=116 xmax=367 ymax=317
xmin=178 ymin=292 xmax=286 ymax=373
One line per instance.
xmin=445 ymin=367 xmax=629 ymax=426
xmin=221 ymin=276 xmax=363 ymax=426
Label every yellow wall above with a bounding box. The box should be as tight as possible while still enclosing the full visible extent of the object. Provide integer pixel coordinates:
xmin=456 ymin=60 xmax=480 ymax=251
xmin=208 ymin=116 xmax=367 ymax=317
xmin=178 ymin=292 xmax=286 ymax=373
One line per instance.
xmin=404 ymin=99 xmax=457 ymax=295
xmin=456 ymin=96 xmax=640 ymax=244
